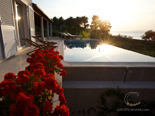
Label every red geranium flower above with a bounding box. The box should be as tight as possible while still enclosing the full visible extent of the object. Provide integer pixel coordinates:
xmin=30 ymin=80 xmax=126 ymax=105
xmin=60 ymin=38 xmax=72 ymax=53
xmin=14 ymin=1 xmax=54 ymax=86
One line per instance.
xmin=34 ymin=62 xmax=45 ymax=70
xmin=59 ymin=55 xmax=64 ymax=60
xmin=60 ymin=70 xmax=67 ymax=76
xmin=55 ymin=51 xmax=59 ymax=55
xmin=0 ymin=80 xmax=16 ymax=96
xmin=17 ymin=71 xmax=31 ymax=77
xmin=56 ymin=86 xmax=64 ymax=95
xmin=43 ymin=100 xmax=53 ymax=112
xmin=34 ymin=69 xmax=46 ymax=77
xmin=25 ymin=65 xmax=34 ymax=72
xmin=9 ymin=103 xmax=17 ymax=116
xmin=24 ymin=104 xmax=40 ymax=116
xmin=16 ymin=74 xmax=30 ymax=85
xmin=56 ymin=62 xmax=64 ymax=69
xmin=32 ymin=81 xmax=45 ymax=96
xmin=44 ymin=74 xmax=58 ymax=92
xmin=16 ymin=92 xmax=34 ymax=106
xmin=26 ymin=58 xmax=33 ymax=63
xmin=54 ymin=105 xmax=69 ymax=116
xmin=59 ymin=92 xmax=66 ymax=105
xmin=49 ymin=48 xmax=54 ymax=52
xmin=4 ymin=72 xmax=16 ymax=80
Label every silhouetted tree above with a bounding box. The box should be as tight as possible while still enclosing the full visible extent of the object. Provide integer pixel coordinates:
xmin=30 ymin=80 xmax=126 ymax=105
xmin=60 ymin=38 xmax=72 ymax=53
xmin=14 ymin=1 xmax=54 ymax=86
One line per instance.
xmin=91 ymin=15 xmax=112 ymax=39
xmin=142 ymin=30 xmax=155 ymax=41
xmin=81 ymin=16 xmax=89 ymax=30
xmin=64 ymin=16 xmax=89 ymax=34
xmin=91 ymin=15 xmax=100 ymax=30
xmin=52 ymin=17 xmax=59 ymax=27
xmin=99 ymin=20 xmax=112 ymax=39
xmin=99 ymin=20 xmax=111 ymax=33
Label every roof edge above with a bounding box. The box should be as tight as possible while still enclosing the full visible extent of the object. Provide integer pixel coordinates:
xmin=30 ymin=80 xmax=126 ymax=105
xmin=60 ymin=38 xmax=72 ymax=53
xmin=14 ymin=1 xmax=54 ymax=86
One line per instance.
xmin=32 ymin=3 xmax=53 ymax=23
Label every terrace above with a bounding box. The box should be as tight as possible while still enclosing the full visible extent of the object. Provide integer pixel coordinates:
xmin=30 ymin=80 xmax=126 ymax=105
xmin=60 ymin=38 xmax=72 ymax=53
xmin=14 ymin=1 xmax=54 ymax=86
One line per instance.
xmin=0 ymin=37 xmax=63 ymax=79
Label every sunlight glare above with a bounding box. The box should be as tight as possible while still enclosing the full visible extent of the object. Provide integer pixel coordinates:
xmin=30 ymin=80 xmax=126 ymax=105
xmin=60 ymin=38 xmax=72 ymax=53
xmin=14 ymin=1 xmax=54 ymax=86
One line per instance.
xmin=96 ymin=44 xmax=114 ymax=55
xmin=88 ymin=0 xmax=132 ymax=30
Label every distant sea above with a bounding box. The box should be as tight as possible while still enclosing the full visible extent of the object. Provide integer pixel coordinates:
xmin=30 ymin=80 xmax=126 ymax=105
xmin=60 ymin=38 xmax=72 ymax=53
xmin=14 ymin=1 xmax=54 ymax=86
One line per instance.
xmin=111 ymin=31 xmax=146 ymax=40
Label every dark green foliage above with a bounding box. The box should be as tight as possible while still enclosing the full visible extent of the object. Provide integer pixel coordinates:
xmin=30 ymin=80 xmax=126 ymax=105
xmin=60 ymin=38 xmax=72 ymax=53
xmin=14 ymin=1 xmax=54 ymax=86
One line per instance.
xmin=52 ymin=16 xmax=89 ymax=36
xmin=52 ymin=29 xmax=59 ymax=36
xmin=97 ymin=88 xmax=125 ymax=116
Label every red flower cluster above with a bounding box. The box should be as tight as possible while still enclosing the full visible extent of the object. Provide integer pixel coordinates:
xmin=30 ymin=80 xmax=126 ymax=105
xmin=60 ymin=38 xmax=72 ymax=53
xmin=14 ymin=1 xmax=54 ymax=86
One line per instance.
xmin=60 ymin=70 xmax=67 ymax=76
xmin=4 ymin=72 xmax=16 ymax=80
xmin=0 ymin=48 xmax=69 ymax=116
xmin=43 ymin=100 xmax=53 ymax=112
xmin=10 ymin=92 xmax=39 ymax=116
xmin=32 ymin=82 xmax=45 ymax=96
xmin=54 ymin=105 xmax=70 ymax=116
xmin=44 ymin=74 xmax=58 ymax=91
xmin=16 ymin=71 xmax=30 ymax=85
xmin=0 ymin=79 xmax=16 ymax=97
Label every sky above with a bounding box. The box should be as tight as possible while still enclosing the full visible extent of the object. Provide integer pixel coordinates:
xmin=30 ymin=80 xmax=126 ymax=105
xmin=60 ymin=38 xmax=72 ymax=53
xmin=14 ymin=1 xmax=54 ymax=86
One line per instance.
xmin=33 ymin=0 xmax=155 ymax=32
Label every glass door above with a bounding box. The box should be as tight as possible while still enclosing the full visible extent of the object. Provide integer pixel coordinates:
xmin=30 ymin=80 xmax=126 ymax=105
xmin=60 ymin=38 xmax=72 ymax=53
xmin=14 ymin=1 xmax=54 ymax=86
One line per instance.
xmin=16 ymin=3 xmax=25 ymax=47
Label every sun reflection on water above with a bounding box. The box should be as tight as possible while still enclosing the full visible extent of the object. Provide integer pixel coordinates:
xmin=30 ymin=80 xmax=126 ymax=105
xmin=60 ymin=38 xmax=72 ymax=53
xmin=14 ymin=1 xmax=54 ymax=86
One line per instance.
xmin=96 ymin=44 xmax=114 ymax=55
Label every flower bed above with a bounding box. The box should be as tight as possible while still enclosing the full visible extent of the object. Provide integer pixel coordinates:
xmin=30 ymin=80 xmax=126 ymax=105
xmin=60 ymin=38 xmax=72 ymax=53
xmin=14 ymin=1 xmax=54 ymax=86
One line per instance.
xmin=0 ymin=48 xmax=69 ymax=116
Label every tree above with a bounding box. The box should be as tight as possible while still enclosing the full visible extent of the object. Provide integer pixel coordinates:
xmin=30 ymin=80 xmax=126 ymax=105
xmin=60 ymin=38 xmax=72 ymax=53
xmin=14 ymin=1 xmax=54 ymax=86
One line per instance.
xmin=65 ymin=17 xmax=77 ymax=34
xmin=51 ymin=16 xmax=89 ymax=35
xmin=65 ymin=17 xmax=74 ymax=28
xmin=91 ymin=15 xmax=100 ymax=30
xmin=58 ymin=17 xmax=64 ymax=28
xmin=81 ymin=16 xmax=89 ymax=29
xmin=99 ymin=20 xmax=111 ymax=34
xmin=64 ymin=16 xmax=89 ymax=34
xmin=142 ymin=30 xmax=155 ymax=41
xmin=52 ymin=17 xmax=59 ymax=27
xmin=90 ymin=15 xmax=112 ymax=39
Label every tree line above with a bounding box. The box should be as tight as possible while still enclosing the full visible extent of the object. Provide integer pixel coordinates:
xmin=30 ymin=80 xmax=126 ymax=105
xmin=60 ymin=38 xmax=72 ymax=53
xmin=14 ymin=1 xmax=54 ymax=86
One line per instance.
xmin=52 ymin=15 xmax=112 ymax=39
xmin=52 ymin=16 xmax=89 ymax=36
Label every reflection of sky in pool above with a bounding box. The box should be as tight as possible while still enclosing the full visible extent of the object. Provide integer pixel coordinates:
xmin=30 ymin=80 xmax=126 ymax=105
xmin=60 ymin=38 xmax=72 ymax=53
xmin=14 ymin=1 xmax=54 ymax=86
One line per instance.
xmin=64 ymin=40 xmax=155 ymax=62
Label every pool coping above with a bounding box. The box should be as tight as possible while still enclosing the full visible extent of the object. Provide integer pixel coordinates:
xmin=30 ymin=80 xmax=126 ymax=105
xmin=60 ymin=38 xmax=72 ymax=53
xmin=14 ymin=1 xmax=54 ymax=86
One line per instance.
xmin=62 ymin=61 xmax=155 ymax=68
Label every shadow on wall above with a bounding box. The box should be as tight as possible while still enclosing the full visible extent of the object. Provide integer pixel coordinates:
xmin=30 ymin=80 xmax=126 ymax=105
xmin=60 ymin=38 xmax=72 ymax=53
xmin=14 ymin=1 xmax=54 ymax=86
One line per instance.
xmin=0 ymin=24 xmax=5 ymax=61
xmin=64 ymin=88 xmax=155 ymax=116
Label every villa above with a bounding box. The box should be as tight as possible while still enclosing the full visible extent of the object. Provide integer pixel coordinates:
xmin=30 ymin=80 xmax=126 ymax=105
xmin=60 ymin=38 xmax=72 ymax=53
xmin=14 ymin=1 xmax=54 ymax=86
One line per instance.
xmin=0 ymin=0 xmax=53 ymax=61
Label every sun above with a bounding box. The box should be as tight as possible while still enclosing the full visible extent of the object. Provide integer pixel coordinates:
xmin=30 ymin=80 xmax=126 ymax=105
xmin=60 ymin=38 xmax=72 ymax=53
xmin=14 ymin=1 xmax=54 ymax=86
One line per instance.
xmin=88 ymin=0 xmax=132 ymax=30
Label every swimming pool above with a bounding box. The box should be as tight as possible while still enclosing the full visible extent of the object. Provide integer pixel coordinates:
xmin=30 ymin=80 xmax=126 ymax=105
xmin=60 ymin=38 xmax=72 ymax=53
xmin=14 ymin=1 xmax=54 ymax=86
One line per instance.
xmin=64 ymin=40 xmax=155 ymax=62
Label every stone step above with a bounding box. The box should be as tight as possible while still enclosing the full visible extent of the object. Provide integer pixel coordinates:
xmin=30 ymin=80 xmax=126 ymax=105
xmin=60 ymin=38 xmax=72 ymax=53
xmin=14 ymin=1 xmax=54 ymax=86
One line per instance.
xmin=63 ymin=81 xmax=155 ymax=89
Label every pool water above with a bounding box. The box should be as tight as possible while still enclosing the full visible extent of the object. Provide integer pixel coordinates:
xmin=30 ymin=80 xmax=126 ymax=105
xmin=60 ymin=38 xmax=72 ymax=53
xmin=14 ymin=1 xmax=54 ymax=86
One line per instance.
xmin=64 ymin=40 xmax=155 ymax=62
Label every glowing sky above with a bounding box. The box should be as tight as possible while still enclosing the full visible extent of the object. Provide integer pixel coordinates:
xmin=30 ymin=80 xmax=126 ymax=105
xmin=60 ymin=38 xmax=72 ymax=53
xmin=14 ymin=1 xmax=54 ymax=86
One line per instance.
xmin=33 ymin=0 xmax=155 ymax=32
